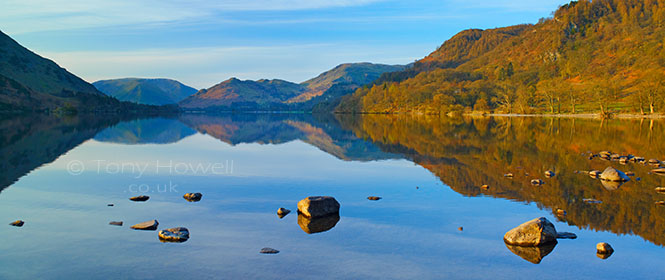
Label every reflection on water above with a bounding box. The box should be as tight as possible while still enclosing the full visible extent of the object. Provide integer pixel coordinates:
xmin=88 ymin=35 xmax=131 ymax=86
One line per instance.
xmin=298 ymin=213 xmax=340 ymax=234
xmin=1 ymin=113 xmax=665 ymax=278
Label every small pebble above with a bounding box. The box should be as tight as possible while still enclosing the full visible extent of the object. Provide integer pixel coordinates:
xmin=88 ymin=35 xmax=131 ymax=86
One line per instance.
xmin=129 ymin=195 xmax=149 ymax=202
xmin=260 ymin=247 xmax=280 ymax=254
xmin=458 ymin=227 xmax=463 ymax=231
xmin=367 ymin=196 xmax=382 ymax=201
xmin=107 ymin=204 xmax=114 ymax=207
xmin=596 ymin=242 xmax=614 ymax=254
xmin=9 ymin=220 xmax=24 ymax=227
xmin=109 ymin=221 xmax=123 ymax=226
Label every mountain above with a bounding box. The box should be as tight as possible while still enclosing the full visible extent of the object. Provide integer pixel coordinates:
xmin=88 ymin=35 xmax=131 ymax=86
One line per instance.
xmin=93 ymin=78 xmax=197 ymax=106
xmin=337 ymin=0 xmax=665 ymax=115
xmin=94 ymin=117 xmax=196 ymax=144
xmin=0 ymin=30 xmax=169 ymax=113
xmin=178 ymin=63 xmax=405 ymax=111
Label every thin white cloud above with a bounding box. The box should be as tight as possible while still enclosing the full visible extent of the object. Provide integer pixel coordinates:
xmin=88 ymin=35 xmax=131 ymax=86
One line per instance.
xmin=0 ymin=0 xmax=386 ymax=34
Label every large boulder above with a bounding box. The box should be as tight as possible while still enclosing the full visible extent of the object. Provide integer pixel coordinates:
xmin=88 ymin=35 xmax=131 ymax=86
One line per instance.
xmin=504 ymin=217 xmax=558 ymax=246
xmin=599 ymin=167 xmax=630 ymax=182
xmin=297 ymin=196 xmax=340 ymax=218
xmin=158 ymin=227 xmax=189 ymax=242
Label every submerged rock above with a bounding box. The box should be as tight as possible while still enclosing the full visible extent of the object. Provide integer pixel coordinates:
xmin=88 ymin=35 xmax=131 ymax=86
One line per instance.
xmin=158 ymin=227 xmax=189 ymax=242
xmin=183 ymin=192 xmax=202 ymax=202
xmin=596 ymin=242 xmax=614 ymax=257
xmin=655 ymin=201 xmax=665 ymax=206
xmin=130 ymin=220 xmax=159 ymax=230
xmin=109 ymin=221 xmax=123 ymax=226
xmin=599 ymin=167 xmax=630 ymax=182
xmin=652 ymin=168 xmax=665 ymax=175
xmin=625 ymin=171 xmax=635 ymax=176
xmin=503 ymin=217 xmax=558 ymax=246
xmin=544 ymin=171 xmax=555 ymax=178
xmin=298 ymin=213 xmax=340 ymax=234
xmin=480 ymin=185 xmax=490 ymax=190
xmin=9 ymin=220 xmax=24 ymax=227
xmin=458 ymin=227 xmax=463 ymax=231
xmin=107 ymin=204 xmax=114 ymax=207
xmin=129 ymin=195 xmax=150 ymax=202
xmin=655 ymin=187 xmax=665 ymax=193
xmin=260 ymin=247 xmax=280 ymax=254
xmin=556 ymin=209 xmax=567 ymax=216
xmin=583 ymin=198 xmax=602 ymax=204
xmin=504 ymin=173 xmax=514 ymax=178
xmin=531 ymin=179 xmax=545 ymax=185
xmin=648 ymin=159 xmax=661 ymax=165
xmin=367 ymin=196 xmax=382 ymax=201
xmin=505 ymin=242 xmax=557 ymax=264
xmin=600 ymin=179 xmax=624 ymax=191
xmin=556 ymin=232 xmax=577 ymax=239
xmin=277 ymin=208 xmax=291 ymax=218
xmin=297 ymin=196 xmax=340 ymax=218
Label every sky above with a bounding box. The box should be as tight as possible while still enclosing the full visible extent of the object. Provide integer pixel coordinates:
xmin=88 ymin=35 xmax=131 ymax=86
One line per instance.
xmin=1 ymin=0 xmax=569 ymax=89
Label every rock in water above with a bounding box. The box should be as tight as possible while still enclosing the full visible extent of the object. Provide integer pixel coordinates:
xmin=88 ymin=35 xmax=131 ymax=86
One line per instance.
xmin=298 ymin=213 xmax=340 ymax=234
xmin=183 ymin=193 xmax=202 ymax=202
xmin=297 ymin=196 xmax=340 ymax=218
xmin=556 ymin=232 xmax=577 ymax=239
xmin=504 ymin=173 xmax=514 ymax=178
xmin=505 ymin=243 xmax=557 ymax=264
xmin=480 ymin=185 xmax=490 ymax=190
xmin=652 ymin=168 xmax=665 ymax=175
xmin=531 ymin=179 xmax=544 ymax=185
xmin=260 ymin=248 xmax=280 ymax=254
xmin=109 ymin=221 xmax=123 ymax=226
xmin=596 ymin=242 xmax=614 ymax=257
xmin=158 ymin=227 xmax=189 ymax=242
xmin=9 ymin=220 xmax=24 ymax=227
xmin=129 ymin=195 xmax=150 ymax=202
xmin=107 ymin=204 xmax=114 ymax=207
xmin=130 ymin=220 xmax=159 ymax=230
xmin=648 ymin=159 xmax=661 ymax=165
xmin=503 ymin=217 xmax=558 ymax=246
xmin=556 ymin=209 xmax=567 ymax=216
xmin=588 ymin=170 xmax=601 ymax=178
xmin=583 ymin=198 xmax=602 ymax=204
xmin=545 ymin=170 xmax=555 ymax=178
xmin=277 ymin=208 xmax=291 ymax=218
xmin=367 ymin=196 xmax=382 ymax=200
xmin=599 ymin=167 xmax=630 ymax=182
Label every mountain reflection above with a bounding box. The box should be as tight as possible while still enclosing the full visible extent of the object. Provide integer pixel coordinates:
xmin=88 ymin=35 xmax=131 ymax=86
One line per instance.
xmin=2 ymin=113 xmax=665 ymax=247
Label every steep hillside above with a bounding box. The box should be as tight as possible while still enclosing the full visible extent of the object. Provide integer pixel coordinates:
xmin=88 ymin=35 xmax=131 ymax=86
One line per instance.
xmin=337 ymin=0 xmax=665 ymax=115
xmin=179 ymin=63 xmax=405 ymax=111
xmin=0 ymin=30 xmax=169 ymax=113
xmin=93 ymin=78 xmax=197 ymax=105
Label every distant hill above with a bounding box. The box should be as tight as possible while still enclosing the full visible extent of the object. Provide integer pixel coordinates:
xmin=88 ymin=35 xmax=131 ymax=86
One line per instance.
xmin=0 ymin=30 xmax=168 ymax=113
xmin=94 ymin=117 xmax=196 ymax=144
xmin=337 ymin=0 xmax=665 ymax=115
xmin=178 ymin=63 xmax=405 ymax=111
xmin=93 ymin=78 xmax=197 ymax=106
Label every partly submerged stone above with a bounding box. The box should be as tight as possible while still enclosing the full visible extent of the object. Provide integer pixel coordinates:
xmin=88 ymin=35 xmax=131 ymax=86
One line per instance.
xmin=583 ymin=198 xmax=602 ymax=204
xmin=183 ymin=193 xmax=202 ymax=202
xmin=596 ymin=242 xmax=614 ymax=256
xmin=129 ymin=195 xmax=150 ymax=202
xmin=260 ymin=247 xmax=280 ymax=254
xmin=504 ymin=217 xmax=558 ymax=246
xmin=297 ymin=196 xmax=340 ymax=218
xmin=298 ymin=213 xmax=340 ymax=234
xmin=367 ymin=196 xmax=382 ymax=200
xmin=545 ymin=170 xmax=555 ymax=178
xmin=277 ymin=208 xmax=291 ymax=218
xmin=130 ymin=220 xmax=159 ymax=230
xmin=599 ymin=167 xmax=630 ymax=182
xmin=9 ymin=220 xmax=24 ymax=227
xmin=556 ymin=232 xmax=577 ymax=239
xmin=158 ymin=227 xmax=189 ymax=242
xmin=589 ymin=170 xmax=601 ymax=178
xmin=652 ymin=168 xmax=665 ymax=175
xmin=109 ymin=221 xmax=123 ymax=226
xmin=505 ymin=242 xmax=557 ymax=264
xmin=504 ymin=173 xmax=514 ymax=178
xmin=531 ymin=179 xmax=545 ymax=186
xmin=556 ymin=209 xmax=567 ymax=216
xmin=600 ymin=179 xmax=624 ymax=191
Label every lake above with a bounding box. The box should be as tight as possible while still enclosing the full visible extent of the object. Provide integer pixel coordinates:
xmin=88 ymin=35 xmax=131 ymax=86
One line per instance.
xmin=1 ymin=113 xmax=664 ymax=279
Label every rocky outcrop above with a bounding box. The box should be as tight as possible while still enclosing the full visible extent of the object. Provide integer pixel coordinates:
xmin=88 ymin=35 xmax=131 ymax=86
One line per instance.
xmin=504 ymin=217 xmax=558 ymax=246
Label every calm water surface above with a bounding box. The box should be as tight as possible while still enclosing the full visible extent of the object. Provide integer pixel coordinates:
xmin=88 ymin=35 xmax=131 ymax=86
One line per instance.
xmin=0 ymin=114 xmax=664 ymax=279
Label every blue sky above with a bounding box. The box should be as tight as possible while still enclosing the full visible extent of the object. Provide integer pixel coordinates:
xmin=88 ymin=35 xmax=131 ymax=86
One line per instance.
xmin=1 ymin=0 xmax=568 ymax=89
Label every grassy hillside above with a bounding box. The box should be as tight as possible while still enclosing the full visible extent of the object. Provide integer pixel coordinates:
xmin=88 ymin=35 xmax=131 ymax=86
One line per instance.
xmin=93 ymin=78 xmax=197 ymax=106
xmin=337 ymin=0 xmax=665 ymax=115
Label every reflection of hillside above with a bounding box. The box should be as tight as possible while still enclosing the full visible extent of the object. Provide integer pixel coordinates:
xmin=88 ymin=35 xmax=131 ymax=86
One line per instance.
xmin=179 ymin=114 xmax=400 ymax=162
xmin=0 ymin=115 xmax=124 ymax=191
xmin=338 ymin=115 xmax=665 ymax=246
xmin=94 ymin=118 xmax=195 ymax=144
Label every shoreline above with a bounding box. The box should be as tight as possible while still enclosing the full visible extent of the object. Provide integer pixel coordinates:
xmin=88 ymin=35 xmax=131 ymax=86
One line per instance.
xmin=334 ymin=111 xmax=665 ymax=119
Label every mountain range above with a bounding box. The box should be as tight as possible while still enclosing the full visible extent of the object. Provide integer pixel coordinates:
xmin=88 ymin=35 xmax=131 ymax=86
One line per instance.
xmin=178 ymin=63 xmax=406 ymax=111
xmin=93 ymin=78 xmax=197 ymax=106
